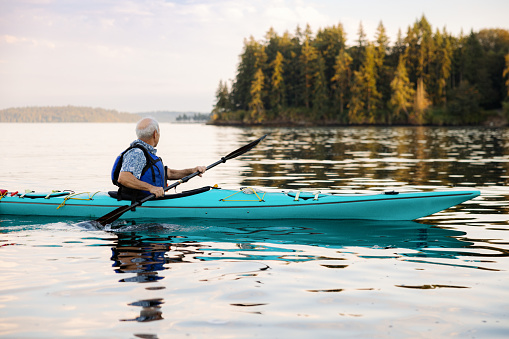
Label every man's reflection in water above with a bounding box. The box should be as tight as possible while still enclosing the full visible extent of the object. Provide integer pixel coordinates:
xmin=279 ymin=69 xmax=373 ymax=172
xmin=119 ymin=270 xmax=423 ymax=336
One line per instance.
xmin=111 ymin=240 xmax=169 ymax=283
xmin=120 ymin=298 xmax=164 ymax=323
xmin=111 ymin=232 xmax=191 ymax=323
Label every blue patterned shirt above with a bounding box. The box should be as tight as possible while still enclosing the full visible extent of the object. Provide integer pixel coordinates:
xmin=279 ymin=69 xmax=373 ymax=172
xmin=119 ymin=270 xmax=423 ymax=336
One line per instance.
xmin=120 ymin=140 xmax=158 ymax=179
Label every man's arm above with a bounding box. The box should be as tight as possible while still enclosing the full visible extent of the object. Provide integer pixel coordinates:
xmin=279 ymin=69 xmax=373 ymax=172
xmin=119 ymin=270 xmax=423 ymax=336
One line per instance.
xmin=167 ymin=166 xmax=206 ymax=180
xmin=118 ymin=171 xmax=164 ymax=198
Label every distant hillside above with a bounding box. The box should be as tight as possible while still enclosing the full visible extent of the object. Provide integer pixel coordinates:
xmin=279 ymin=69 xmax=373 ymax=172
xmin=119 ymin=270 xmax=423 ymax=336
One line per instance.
xmin=137 ymin=111 xmax=211 ymax=123
xmin=0 ymin=106 xmax=140 ymax=122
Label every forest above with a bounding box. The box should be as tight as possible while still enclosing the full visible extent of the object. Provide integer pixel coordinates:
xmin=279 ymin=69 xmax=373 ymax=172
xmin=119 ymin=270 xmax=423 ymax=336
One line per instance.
xmin=211 ymin=16 xmax=509 ymax=126
xmin=0 ymin=106 xmax=139 ymax=123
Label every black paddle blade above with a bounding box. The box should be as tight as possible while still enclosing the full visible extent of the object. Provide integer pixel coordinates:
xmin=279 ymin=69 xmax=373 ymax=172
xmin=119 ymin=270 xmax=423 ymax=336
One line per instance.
xmin=224 ymin=134 xmax=267 ymax=160
xmin=95 ymin=203 xmax=137 ymax=226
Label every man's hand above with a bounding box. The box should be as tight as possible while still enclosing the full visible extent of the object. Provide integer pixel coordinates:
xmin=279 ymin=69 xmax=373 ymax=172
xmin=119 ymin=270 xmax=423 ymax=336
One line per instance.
xmin=194 ymin=166 xmax=207 ymax=177
xmin=149 ymin=186 xmax=165 ymax=198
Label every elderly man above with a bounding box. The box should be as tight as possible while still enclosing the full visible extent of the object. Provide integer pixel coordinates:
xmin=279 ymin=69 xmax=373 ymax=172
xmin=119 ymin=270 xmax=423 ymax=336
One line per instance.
xmin=111 ymin=117 xmax=206 ymax=200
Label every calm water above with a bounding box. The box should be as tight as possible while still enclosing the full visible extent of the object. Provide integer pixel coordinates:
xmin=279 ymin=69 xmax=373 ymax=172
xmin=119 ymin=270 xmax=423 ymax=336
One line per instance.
xmin=0 ymin=123 xmax=508 ymax=338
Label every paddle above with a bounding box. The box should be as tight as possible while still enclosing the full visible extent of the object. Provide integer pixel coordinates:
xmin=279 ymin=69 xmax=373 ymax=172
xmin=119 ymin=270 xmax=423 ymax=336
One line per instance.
xmin=96 ymin=134 xmax=267 ymax=226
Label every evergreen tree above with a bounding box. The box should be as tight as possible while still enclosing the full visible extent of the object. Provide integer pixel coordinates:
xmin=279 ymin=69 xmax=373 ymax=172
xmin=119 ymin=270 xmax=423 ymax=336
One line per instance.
xmin=275 ymin=30 xmax=302 ymax=108
xmin=303 ymin=24 xmax=313 ymax=42
xmin=405 ymin=15 xmax=435 ymax=88
xmin=331 ymin=48 xmax=353 ymax=119
xmin=314 ymin=24 xmax=347 ymax=96
xmin=374 ymin=21 xmax=389 ymax=69
xmin=462 ymin=32 xmax=489 ymax=106
xmin=286 ymin=49 xmax=303 ymax=108
xmin=420 ymin=17 xmax=435 ymax=82
xmin=412 ymin=77 xmax=431 ymax=125
xmin=357 ymin=22 xmax=367 ymax=51
xmin=389 ymin=55 xmax=415 ymax=123
xmin=364 ymin=44 xmax=382 ymax=123
xmin=348 ymin=72 xmax=366 ymax=124
xmin=270 ymin=51 xmax=285 ymax=113
xmin=231 ymin=37 xmax=265 ymax=111
xmin=300 ymin=39 xmax=319 ymax=109
xmin=263 ymin=27 xmax=281 ymax=89
xmin=392 ymin=28 xmax=406 ymax=62
xmin=374 ymin=21 xmax=391 ymax=122
xmin=313 ymin=54 xmax=328 ymax=117
xmin=449 ymin=30 xmax=465 ymax=90
xmin=352 ymin=22 xmax=367 ymax=71
xmin=404 ymin=24 xmax=419 ymax=83
xmin=431 ymin=28 xmax=452 ymax=106
xmin=349 ymin=44 xmax=381 ymax=124
xmin=249 ymin=68 xmax=265 ymax=122
xmin=212 ymin=80 xmax=230 ymax=114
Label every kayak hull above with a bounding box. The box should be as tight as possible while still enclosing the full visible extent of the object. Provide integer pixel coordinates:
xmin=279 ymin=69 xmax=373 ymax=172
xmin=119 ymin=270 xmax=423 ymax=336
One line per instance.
xmin=0 ymin=188 xmax=480 ymax=221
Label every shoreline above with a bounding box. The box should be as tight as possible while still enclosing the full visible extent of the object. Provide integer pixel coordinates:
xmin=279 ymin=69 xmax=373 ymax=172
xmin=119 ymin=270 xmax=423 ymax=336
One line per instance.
xmin=208 ymin=115 xmax=508 ymax=128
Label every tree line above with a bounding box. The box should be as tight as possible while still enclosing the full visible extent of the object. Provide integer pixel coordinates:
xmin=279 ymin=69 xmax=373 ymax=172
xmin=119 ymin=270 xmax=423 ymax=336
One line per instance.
xmin=176 ymin=113 xmax=211 ymax=122
xmin=211 ymin=16 xmax=509 ymax=126
xmin=0 ymin=106 xmax=140 ymax=123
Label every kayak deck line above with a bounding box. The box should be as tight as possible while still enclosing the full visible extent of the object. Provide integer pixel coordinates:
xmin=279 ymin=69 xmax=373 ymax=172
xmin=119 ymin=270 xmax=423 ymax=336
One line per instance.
xmin=140 ymin=191 xmax=478 ymax=209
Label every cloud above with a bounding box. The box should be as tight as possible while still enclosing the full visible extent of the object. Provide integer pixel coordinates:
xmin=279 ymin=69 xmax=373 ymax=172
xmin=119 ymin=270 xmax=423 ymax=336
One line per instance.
xmin=3 ymin=35 xmax=24 ymax=44
xmin=1 ymin=34 xmax=56 ymax=48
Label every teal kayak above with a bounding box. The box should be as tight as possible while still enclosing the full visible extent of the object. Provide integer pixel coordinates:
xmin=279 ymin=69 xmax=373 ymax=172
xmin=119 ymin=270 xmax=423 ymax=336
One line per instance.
xmin=0 ymin=186 xmax=480 ymax=221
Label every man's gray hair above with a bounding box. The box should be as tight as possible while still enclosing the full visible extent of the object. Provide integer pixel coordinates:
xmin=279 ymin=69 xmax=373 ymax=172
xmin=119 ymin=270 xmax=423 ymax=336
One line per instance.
xmin=136 ymin=117 xmax=160 ymax=140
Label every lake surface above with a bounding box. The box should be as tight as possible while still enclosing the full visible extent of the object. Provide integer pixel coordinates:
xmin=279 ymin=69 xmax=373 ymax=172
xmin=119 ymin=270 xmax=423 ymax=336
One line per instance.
xmin=0 ymin=123 xmax=508 ymax=338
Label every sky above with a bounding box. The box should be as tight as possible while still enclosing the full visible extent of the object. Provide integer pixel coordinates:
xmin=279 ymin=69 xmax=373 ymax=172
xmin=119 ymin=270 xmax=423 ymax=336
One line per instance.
xmin=1 ymin=0 xmax=508 ymax=113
